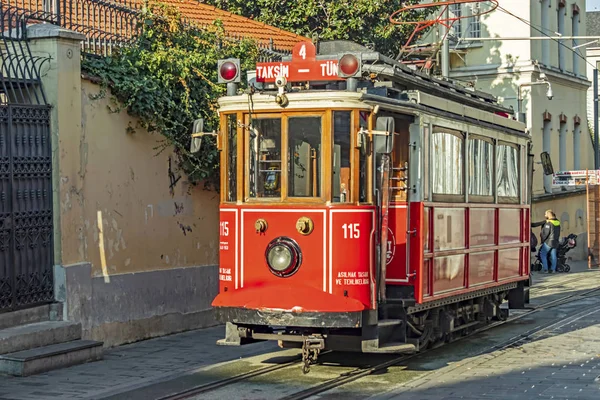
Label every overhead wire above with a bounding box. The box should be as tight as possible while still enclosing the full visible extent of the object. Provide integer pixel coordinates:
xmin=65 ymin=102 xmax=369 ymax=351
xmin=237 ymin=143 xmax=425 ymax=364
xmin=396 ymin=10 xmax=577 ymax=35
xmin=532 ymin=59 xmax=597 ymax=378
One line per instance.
xmin=495 ymin=4 xmax=596 ymax=70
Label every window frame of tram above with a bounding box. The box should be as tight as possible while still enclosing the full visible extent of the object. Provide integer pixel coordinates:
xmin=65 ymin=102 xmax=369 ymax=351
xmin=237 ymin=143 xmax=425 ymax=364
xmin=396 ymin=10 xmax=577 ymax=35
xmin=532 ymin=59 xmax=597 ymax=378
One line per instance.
xmin=427 ymin=125 xmax=522 ymax=205
xmin=242 ymin=112 xmax=327 ymax=202
xmin=222 ymin=110 xmax=371 ymax=204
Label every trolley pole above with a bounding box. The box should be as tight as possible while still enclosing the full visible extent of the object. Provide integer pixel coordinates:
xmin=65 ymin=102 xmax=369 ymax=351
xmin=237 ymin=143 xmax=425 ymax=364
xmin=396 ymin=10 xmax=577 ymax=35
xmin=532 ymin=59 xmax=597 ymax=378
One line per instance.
xmin=441 ymin=6 xmax=450 ymax=78
xmin=595 ymin=68 xmax=599 ymax=169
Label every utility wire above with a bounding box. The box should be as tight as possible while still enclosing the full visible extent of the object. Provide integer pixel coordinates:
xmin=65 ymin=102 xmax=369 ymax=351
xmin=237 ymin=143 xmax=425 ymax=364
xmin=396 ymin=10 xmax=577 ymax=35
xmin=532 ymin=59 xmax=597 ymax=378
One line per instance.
xmin=495 ymin=4 xmax=596 ymax=70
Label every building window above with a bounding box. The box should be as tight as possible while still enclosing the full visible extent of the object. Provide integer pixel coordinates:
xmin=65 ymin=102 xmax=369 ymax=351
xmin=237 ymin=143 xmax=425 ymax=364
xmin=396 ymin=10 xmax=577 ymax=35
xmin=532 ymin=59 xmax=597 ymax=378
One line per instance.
xmin=496 ymin=144 xmax=519 ymax=200
xmin=573 ymin=123 xmax=581 ymax=170
xmin=543 ymin=119 xmax=552 ymax=193
xmin=468 ymin=4 xmax=481 ymax=38
xmin=450 ymin=3 xmax=462 ymax=39
xmin=432 ymin=129 xmax=464 ymax=199
xmin=557 ymin=3 xmax=566 ymax=71
xmin=559 ymin=120 xmax=567 ymax=171
xmin=468 ymin=137 xmax=493 ymax=199
xmin=541 ymin=0 xmax=550 ymax=66
xmin=572 ymin=11 xmax=580 ymax=75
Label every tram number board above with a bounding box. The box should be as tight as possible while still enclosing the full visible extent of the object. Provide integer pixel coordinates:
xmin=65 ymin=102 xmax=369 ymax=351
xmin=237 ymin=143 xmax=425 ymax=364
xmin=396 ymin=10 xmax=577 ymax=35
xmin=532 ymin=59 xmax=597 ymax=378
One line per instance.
xmin=552 ymin=170 xmax=600 ymax=186
xmin=256 ymin=40 xmax=342 ymax=83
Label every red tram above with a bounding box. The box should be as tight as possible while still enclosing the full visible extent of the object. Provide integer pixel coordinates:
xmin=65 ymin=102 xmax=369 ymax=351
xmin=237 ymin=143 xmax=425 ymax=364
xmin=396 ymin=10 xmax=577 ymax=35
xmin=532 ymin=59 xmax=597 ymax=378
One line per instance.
xmin=201 ymin=40 xmax=532 ymax=372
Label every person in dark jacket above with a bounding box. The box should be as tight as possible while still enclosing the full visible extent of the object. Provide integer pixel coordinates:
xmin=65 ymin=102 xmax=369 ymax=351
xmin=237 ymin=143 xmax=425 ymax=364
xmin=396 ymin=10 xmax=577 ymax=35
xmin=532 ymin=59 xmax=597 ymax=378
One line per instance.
xmin=531 ymin=210 xmax=561 ymax=273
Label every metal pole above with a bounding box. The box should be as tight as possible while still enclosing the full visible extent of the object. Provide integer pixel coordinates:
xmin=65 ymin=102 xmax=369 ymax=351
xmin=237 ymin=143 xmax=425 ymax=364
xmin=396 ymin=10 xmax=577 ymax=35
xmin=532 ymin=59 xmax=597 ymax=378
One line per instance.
xmin=441 ymin=6 xmax=450 ymax=78
xmin=595 ymin=69 xmax=599 ymax=169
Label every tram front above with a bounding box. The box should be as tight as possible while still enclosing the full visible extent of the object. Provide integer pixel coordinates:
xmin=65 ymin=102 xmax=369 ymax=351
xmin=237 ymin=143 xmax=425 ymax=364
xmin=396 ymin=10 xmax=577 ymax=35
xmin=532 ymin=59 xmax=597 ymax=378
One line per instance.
xmin=198 ymin=42 xmax=405 ymax=366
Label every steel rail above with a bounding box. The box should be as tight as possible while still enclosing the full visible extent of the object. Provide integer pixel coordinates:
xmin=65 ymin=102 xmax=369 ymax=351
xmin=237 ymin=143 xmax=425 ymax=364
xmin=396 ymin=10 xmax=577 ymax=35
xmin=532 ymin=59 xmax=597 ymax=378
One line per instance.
xmin=156 ymin=351 xmax=334 ymax=400
xmin=280 ymin=285 xmax=600 ymax=400
xmin=158 ymin=284 xmax=600 ymax=400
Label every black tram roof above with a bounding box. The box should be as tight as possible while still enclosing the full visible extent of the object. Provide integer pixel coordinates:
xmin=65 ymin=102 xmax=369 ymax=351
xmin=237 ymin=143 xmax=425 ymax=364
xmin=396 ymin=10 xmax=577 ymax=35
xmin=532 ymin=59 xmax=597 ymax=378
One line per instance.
xmin=281 ymin=40 xmax=513 ymax=116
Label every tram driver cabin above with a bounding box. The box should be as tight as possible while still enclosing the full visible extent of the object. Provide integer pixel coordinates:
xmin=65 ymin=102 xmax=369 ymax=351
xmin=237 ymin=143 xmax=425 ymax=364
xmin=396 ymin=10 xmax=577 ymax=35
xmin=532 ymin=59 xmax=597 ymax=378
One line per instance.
xmin=199 ymin=40 xmax=532 ymax=367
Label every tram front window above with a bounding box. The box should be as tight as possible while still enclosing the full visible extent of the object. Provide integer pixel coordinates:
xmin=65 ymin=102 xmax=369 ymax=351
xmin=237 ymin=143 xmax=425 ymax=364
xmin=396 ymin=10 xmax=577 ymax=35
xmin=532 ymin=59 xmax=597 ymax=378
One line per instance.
xmin=250 ymin=118 xmax=282 ymax=198
xmin=288 ymin=117 xmax=322 ymax=198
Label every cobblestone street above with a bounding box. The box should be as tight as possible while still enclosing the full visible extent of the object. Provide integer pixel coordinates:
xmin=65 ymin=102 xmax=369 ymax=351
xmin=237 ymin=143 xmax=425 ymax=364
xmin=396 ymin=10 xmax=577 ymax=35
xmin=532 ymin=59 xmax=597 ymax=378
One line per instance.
xmin=0 ymin=262 xmax=598 ymax=400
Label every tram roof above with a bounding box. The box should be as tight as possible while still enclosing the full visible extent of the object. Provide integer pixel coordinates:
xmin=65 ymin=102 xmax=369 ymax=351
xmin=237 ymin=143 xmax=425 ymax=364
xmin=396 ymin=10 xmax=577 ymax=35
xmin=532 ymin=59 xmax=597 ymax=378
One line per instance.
xmin=282 ymin=40 xmax=514 ymax=116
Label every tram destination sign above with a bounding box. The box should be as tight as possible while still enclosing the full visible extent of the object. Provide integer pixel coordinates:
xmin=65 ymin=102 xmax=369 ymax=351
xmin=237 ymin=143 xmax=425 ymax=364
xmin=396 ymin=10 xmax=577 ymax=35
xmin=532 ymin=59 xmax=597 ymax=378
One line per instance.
xmin=256 ymin=41 xmax=342 ymax=83
xmin=552 ymin=170 xmax=600 ymax=186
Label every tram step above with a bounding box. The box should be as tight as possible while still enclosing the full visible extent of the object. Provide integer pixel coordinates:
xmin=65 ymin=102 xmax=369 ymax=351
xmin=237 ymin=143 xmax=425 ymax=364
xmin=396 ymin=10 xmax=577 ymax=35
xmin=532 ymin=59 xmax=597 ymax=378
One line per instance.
xmin=364 ymin=342 xmax=417 ymax=354
xmin=0 ymin=321 xmax=81 ymax=355
xmin=0 ymin=339 xmax=103 ymax=376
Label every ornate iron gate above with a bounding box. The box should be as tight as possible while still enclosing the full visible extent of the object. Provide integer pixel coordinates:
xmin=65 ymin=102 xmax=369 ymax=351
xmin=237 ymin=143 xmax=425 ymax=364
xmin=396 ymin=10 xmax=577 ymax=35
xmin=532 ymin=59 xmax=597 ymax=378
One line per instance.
xmin=0 ymin=4 xmax=54 ymax=312
xmin=0 ymin=106 xmax=53 ymax=311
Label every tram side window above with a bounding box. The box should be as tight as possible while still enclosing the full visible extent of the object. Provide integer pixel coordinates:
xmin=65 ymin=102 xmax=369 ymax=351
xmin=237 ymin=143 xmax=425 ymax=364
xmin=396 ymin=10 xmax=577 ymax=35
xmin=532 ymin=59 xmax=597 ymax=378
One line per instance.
xmin=333 ymin=111 xmax=351 ymax=202
xmin=496 ymin=144 xmax=519 ymax=201
xmin=249 ymin=118 xmax=282 ymax=198
xmin=226 ymin=114 xmax=237 ymax=202
xmin=288 ymin=117 xmax=322 ymax=198
xmin=468 ymin=137 xmax=493 ymax=201
xmin=431 ymin=130 xmax=464 ymax=200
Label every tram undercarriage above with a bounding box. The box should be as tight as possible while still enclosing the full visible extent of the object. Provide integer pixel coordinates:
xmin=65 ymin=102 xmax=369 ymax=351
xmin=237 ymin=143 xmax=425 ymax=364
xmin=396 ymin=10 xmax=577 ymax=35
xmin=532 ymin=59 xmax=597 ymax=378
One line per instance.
xmin=215 ymin=281 xmax=529 ymax=373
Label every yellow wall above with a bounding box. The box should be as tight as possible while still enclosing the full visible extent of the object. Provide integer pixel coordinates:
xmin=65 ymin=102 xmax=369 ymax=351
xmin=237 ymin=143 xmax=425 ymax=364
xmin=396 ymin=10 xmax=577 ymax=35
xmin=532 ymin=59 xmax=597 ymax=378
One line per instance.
xmin=65 ymin=80 xmax=220 ymax=278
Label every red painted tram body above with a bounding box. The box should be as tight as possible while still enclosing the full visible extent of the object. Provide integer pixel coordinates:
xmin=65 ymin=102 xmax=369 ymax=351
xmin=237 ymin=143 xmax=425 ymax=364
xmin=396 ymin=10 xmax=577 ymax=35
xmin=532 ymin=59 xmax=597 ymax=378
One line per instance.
xmin=203 ymin=41 xmax=532 ymax=369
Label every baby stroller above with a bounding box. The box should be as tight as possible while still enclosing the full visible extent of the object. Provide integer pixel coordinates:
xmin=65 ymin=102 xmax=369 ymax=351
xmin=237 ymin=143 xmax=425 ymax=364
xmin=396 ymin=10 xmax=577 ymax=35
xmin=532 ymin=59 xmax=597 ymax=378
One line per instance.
xmin=531 ymin=233 xmax=577 ymax=273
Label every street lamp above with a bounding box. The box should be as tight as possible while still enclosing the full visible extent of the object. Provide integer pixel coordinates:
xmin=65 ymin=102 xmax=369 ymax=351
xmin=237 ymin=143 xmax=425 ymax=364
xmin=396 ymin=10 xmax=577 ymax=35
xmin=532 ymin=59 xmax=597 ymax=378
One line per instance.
xmin=516 ymin=73 xmax=553 ymax=124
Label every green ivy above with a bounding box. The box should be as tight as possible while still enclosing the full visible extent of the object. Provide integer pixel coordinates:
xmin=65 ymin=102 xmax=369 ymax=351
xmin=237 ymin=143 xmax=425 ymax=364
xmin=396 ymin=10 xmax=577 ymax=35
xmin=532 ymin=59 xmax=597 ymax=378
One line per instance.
xmin=82 ymin=2 xmax=259 ymax=189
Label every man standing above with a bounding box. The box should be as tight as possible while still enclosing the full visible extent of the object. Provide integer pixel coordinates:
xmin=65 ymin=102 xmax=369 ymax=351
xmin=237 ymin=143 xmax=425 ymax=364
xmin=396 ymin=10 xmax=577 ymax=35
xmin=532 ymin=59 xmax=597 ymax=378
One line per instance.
xmin=532 ymin=210 xmax=561 ymax=273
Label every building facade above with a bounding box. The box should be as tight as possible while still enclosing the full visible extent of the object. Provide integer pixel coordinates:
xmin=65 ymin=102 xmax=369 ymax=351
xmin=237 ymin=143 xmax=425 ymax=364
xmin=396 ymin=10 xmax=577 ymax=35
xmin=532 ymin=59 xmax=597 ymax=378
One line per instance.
xmin=586 ymin=10 xmax=600 ymax=151
xmin=419 ymin=0 xmax=594 ymax=260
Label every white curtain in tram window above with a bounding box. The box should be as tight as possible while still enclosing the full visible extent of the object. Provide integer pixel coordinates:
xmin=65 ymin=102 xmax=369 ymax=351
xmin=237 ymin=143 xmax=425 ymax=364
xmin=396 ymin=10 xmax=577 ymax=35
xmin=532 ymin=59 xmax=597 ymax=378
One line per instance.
xmin=468 ymin=139 xmax=493 ymax=196
xmin=496 ymin=145 xmax=519 ymax=197
xmin=432 ymin=132 xmax=463 ymax=195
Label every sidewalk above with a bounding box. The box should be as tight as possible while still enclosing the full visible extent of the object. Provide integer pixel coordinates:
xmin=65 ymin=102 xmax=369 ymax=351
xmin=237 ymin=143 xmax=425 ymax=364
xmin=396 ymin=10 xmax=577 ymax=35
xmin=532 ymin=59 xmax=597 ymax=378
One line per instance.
xmin=0 ymin=326 xmax=276 ymax=400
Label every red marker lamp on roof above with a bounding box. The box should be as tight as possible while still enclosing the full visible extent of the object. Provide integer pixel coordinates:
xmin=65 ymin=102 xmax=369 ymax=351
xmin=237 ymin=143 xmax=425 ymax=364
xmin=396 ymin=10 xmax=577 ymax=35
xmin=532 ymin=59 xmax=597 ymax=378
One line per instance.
xmin=337 ymin=53 xmax=362 ymax=78
xmin=217 ymin=58 xmax=241 ymax=83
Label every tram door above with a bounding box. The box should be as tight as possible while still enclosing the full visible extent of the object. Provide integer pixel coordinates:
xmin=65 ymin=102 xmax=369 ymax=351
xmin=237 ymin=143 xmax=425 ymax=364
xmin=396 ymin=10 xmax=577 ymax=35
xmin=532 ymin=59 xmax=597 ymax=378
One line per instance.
xmin=385 ymin=117 xmax=411 ymax=283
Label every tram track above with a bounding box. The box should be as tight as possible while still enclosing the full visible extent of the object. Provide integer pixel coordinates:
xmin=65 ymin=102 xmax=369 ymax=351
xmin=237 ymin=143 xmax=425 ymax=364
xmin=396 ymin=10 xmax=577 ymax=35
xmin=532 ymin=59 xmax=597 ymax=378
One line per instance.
xmin=156 ymin=285 xmax=600 ymax=400
xmin=281 ymin=286 xmax=600 ymax=400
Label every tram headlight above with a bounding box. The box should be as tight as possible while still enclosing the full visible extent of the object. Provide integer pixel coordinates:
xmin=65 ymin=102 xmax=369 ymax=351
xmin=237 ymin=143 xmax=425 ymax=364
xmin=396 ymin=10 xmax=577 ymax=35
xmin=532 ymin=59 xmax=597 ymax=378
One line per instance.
xmin=265 ymin=237 xmax=302 ymax=277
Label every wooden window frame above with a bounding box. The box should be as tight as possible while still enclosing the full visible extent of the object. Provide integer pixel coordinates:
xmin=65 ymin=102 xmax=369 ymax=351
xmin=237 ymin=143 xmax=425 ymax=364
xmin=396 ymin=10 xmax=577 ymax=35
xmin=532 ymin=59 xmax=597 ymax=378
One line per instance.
xmin=240 ymin=110 xmax=334 ymax=204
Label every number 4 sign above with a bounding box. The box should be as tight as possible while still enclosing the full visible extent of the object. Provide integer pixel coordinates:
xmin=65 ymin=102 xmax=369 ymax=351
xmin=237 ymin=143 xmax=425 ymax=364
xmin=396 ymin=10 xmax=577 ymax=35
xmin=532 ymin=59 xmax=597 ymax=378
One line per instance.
xmin=293 ymin=42 xmax=316 ymax=61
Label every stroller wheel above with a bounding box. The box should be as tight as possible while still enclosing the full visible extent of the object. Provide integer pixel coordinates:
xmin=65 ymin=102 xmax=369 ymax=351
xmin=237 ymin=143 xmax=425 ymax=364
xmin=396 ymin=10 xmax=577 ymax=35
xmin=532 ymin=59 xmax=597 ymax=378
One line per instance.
xmin=556 ymin=264 xmax=564 ymax=272
xmin=564 ymin=264 xmax=571 ymax=273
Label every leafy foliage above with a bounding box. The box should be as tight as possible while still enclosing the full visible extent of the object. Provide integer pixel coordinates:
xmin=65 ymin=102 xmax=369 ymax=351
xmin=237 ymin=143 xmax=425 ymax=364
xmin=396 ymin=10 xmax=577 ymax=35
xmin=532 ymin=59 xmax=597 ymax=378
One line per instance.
xmin=82 ymin=2 xmax=259 ymax=189
xmin=204 ymin=0 xmax=425 ymax=57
